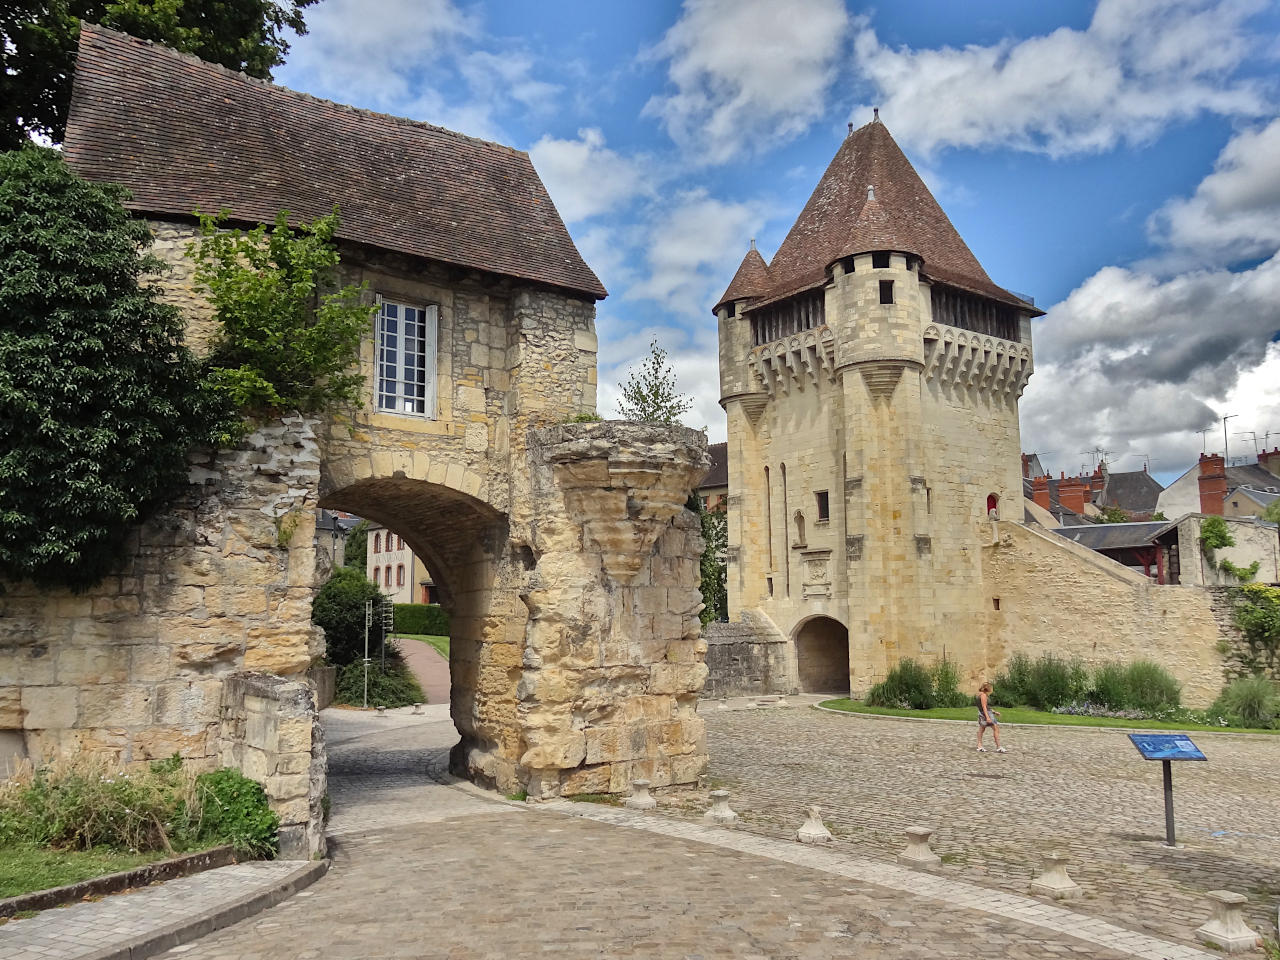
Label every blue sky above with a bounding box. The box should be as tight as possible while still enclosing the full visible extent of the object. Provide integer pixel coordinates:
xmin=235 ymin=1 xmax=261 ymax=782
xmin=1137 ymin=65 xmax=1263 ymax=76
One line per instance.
xmin=275 ymin=0 xmax=1280 ymax=485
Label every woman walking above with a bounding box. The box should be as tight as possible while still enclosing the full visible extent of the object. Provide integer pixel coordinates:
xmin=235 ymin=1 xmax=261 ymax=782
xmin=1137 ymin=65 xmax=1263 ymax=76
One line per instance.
xmin=977 ymin=682 xmax=1006 ymax=753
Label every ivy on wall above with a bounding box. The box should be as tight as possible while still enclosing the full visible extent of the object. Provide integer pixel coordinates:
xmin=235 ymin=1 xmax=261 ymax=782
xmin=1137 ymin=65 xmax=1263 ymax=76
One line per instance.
xmin=1224 ymin=583 xmax=1280 ymax=680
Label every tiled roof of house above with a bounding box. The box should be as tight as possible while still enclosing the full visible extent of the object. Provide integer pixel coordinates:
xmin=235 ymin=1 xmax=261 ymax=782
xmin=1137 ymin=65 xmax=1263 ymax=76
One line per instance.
xmin=1053 ymin=521 xmax=1172 ymax=551
xmin=717 ymin=118 xmax=1031 ymax=312
xmin=63 ymin=24 xmax=606 ymax=300
xmin=1226 ymin=463 xmax=1280 ymax=493
xmin=700 ymin=442 xmax=728 ymax=489
xmin=1097 ymin=469 xmax=1164 ymax=512
xmin=718 ymin=247 xmax=771 ymax=305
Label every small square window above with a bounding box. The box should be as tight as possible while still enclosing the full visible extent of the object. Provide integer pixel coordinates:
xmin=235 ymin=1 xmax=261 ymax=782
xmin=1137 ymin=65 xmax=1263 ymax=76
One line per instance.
xmin=879 ymin=280 xmax=894 ymax=304
xmin=872 ymin=252 xmax=891 ymax=269
xmin=815 ymin=490 xmax=830 ymax=521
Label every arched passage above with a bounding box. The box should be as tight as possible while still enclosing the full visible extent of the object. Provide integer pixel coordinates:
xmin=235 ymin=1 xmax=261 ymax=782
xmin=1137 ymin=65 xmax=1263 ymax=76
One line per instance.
xmin=794 ymin=616 xmax=850 ymax=695
xmin=318 ymin=476 xmax=523 ymax=788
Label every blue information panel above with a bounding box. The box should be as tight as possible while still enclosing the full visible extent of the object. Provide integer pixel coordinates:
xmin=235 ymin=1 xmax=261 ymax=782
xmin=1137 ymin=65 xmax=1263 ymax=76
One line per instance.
xmin=1128 ymin=734 xmax=1207 ymax=761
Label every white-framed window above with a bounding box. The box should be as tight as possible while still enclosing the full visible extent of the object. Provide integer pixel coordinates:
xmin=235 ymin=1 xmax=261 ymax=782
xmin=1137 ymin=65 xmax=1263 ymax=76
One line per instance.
xmin=376 ymin=296 xmax=437 ymax=417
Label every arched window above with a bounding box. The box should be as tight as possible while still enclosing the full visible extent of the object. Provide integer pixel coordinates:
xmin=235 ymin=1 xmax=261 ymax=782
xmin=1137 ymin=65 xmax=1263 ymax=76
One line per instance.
xmin=397 ymin=535 xmax=404 ymax=550
xmin=384 ymin=564 xmax=392 ymax=586
xmin=986 ymin=493 xmax=999 ymax=518
xmin=396 ymin=564 xmax=405 ymax=587
xmin=373 ymin=532 xmax=381 ymax=553
xmin=373 ymin=567 xmax=380 ymax=586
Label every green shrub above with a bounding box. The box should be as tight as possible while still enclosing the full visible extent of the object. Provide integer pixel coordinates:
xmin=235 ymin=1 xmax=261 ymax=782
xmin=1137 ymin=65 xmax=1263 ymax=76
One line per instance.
xmin=1090 ymin=662 xmax=1131 ymax=710
xmin=1227 ymin=583 xmax=1280 ymax=679
xmin=393 ymin=603 xmax=451 ymax=637
xmin=930 ymin=657 xmax=970 ymax=708
xmin=867 ymin=658 xmax=935 ymax=710
xmin=1122 ymin=660 xmax=1181 ymax=712
xmin=192 ymin=769 xmax=278 ymax=858
xmin=1210 ymin=675 xmax=1280 ymax=729
xmin=1022 ymin=655 xmax=1078 ymax=710
xmin=334 ymin=660 xmax=425 ymax=709
xmin=991 ymin=653 xmax=1032 ymax=706
xmin=311 ymin=567 xmax=389 ymax=666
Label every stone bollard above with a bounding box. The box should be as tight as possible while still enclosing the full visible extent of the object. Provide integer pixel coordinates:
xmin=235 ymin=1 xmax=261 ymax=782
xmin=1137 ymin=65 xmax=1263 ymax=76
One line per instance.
xmin=797 ymin=805 xmax=833 ymax=844
xmin=1029 ymin=853 xmax=1081 ymax=899
xmin=776 ymin=696 xmax=788 ymax=707
xmin=703 ymin=790 xmax=738 ymax=826
xmin=897 ymin=826 xmax=941 ymax=867
xmin=412 ymin=702 xmax=424 ymax=715
xmin=1195 ymin=890 xmax=1261 ymax=954
xmin=717 ymin=697 xmax=729 ymax=711
xmin=624 ymin=779 xmax=657 ymax=811
xmin=376 ymin=705 xmax=386 ymax=717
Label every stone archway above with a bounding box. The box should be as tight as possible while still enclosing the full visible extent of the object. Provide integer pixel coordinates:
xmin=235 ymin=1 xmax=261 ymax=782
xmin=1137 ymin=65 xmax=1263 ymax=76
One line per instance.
xmin=794 ymin=616 xmax=850 ymax=695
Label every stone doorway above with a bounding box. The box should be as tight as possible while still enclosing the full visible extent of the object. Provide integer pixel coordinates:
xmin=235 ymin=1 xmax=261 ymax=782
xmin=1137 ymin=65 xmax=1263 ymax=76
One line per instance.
xmin=794 ymin=616 xmax=850 ymax=695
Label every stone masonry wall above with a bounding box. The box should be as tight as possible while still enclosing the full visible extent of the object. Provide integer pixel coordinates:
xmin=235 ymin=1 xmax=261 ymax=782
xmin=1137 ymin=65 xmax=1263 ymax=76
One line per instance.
xmin=0 ymin=417 xmax=323 ymax=771
xmin=702 ymin=614 xmax=790 ymax=698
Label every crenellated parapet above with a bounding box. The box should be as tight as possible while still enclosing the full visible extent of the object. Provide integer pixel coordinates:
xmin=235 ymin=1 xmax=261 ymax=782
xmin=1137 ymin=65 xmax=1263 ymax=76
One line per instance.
xmin=922 ymin=323 xmax=1033 ymax=400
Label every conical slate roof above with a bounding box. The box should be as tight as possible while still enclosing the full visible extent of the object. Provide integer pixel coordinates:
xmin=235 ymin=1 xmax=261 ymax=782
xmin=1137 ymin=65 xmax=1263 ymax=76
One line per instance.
xmin=715 ymin=245 xmax=771 ymax=308
xmin=728 ymin=118 xmax=1027 ymax=310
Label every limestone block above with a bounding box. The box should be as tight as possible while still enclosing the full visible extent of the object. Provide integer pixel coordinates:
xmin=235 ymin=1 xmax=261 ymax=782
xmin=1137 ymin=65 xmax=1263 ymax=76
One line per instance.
xmin=129 ymin=645 xmax=173 ymax=683
xmin=519 ymin=730 xmax=586 ymax=769
xmin=154 ymin=679 xmax=222 ymax=726
xmin=266 ymin=772 xmax=310 ymax=803
xmin=79 ymin=684 xmax=154 ymax=727
xmin=583 ymin=725 xmax=646 ymax=765
xmin=271 ymin=793 xmax=312 ymax=825
xmin=174 ymin=637 xmax=243 ymax=674
xmin=560 ymin=763 xmax=611 ymax=795
xmin=0 ymin=687 xmax=25 ymax=727
xmin=243 ymin=631 xmax=312 ymax=676
xmin=55 ymin=646 xmax=129 ymax=686
xmin=134 ymin=724 xmax=216 ymax=761
xmin=21 ymin=686 xmax=78 ymax=730
xmin=204 ymin=585 xmax=270 ymax=618
xmin=649 ymin=662 xmax=709 ymax=695
xmin=276 ymin=719 xmax=313 ymax=755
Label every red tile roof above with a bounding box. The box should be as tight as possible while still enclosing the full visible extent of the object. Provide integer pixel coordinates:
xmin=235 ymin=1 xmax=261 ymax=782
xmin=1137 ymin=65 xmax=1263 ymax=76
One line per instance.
xmin=719 ymin=119 xmax=1029 ymax=312
xmin=63 ymin=24 xmax=606 ymax=300
xmin=717 ymin=245 xmax=771 ymax=306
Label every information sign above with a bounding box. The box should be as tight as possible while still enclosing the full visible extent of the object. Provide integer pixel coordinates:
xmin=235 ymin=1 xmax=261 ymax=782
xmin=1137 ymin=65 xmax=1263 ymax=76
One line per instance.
xmin=1127 ymin=734 xmax=1207 ymax=762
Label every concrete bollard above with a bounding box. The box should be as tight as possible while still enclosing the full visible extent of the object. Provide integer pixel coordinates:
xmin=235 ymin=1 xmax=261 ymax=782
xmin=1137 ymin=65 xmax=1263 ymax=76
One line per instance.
xmin=1195 ymin=890 xmax=1261 ymax=954
xmin=797 ymin=805 xmax=833 ymax=844
xmin=624 ymin=779 xmax=657 ymax=811
xmin=703 ymin=790 xmax=738 ymax=826
xmin=717 ymin=697 xmax=729 ymax=711
xmin=1029 ymin=853 xmax=1081 ymax=899
xmin=412 ymin=702 xmax=424 ymax=715
xmin=897 ymin=826 xmax=941 ymax=867
xmin=376 ymin=705 xmax=387 ymax=717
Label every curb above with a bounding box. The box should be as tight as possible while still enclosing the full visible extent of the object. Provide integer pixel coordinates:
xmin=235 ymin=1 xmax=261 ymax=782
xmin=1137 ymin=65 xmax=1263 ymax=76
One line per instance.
xmin=810 ymin=702 xmax=1280 ymax=737
xmin=77 ymin=859 xmax=329 ymax=960
xmin=0 ymin=846 xmax=238 ymax=919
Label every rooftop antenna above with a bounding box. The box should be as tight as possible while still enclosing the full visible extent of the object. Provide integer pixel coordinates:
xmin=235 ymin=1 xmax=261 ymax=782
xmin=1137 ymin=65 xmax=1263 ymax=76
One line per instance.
xmin=1196 ymin=427 xmax=1212 ymax=452
xmin=1222 ymin=413 xmax=1237 ymax=465
xmin=1235 ymin=430 xmax=1260 ymax=456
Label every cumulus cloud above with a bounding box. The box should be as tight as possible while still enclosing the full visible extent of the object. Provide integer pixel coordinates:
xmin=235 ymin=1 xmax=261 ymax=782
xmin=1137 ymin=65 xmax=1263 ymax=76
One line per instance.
xmin=850 ymin=0 xmax=1269 ymax=157
xmin=528 ymin=129 xmax=653 ymax=223
xmin=643 ymin=0 xmax=850 ymax=164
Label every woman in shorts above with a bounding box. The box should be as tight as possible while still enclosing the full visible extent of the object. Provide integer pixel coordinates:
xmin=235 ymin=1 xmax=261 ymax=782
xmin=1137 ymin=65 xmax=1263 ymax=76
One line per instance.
xmin=976 ymin=682 xmax=1006 ymax=753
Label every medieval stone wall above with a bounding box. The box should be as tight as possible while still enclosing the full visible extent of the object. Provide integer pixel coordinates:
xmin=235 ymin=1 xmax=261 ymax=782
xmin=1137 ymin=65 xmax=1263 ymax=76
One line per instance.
xmin=1175 ymin=516 xmax=1280 ymax=586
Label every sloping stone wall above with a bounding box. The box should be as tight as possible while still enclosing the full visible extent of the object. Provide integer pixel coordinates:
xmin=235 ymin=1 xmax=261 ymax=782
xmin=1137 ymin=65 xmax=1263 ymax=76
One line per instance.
xmin=702 ymin=613 xmax=791 ymax=698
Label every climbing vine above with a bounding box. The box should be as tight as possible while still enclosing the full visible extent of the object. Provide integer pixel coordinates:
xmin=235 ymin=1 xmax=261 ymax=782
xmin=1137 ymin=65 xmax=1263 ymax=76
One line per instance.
xmin=1224 ymin=583 xmax=1280 ymax=680
xmin=1198 ymin=515 xmax=1255 ymax=581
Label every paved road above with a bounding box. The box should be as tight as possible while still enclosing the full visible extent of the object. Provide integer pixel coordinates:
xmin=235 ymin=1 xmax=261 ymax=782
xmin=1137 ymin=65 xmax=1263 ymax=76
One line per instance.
xmin=153 ymin=704 xmax=1244 ymax=959
xmin=392 ymin=636 xmax=450 ymax=707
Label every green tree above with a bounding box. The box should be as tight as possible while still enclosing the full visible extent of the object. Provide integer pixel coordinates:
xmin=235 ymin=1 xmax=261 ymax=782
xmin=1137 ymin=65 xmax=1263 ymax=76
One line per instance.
xmin=343 ymin=518 xmax=370 ymax=570
xmin=0 ymin=147 xmax=210 ymax=588
xmin=1096 ymin=506 xmax=1129 ymax=524
xmin=1264 ymin=500 xmax=1280 ymax=524
xmin=190 ymin=208 xmax=373 ymax=442
xmin=310 ymin=566 xmax=389 ymax=666
xmin=697 ymin=500 xmax=727 ymax=625
xmin=616 ymin=338 xmax=692 ymax=425
xmin=1 ymin=0 xmax=317 ymax=150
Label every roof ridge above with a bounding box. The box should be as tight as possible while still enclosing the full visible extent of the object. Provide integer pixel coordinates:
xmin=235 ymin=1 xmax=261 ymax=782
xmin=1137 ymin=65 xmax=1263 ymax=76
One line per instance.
xmin=79 ymin=22 xmax=527 ymax=160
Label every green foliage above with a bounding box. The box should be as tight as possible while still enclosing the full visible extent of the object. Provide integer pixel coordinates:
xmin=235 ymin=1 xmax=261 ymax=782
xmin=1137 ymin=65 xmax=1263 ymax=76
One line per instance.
xmin=929 ymin=657 xmax=970 ymax=708
xmin=343 ymin=518 xmax=370 ymax=570
xmin=990 ymin=653 xmax=1033 ymax=706
xmin=697 ymin=499 xmax=727 ymax=626
xmin=1226 ymin=583 xmax=1280 ymax=679
xmin=1199 ymin=516 xmax=1235 ymax=571
xmin=0 ymin=843 xmax=165 ymax=900
xmin=566 ymin=411 xmax=602 ymax=422
xmin=1096 ymin=506 xmax=1129 ymax=524
xmin=190 ymin=208 xmax=373 ymax=441
xmin=333 ymin=659 xmax=424 ymax=709
xmin=1263 ymin=500 xmax=1280 ymax=524
xmin=1151 ymin=511 xmax=1168 ymax=521
xmin=1022 ymin=656 xmax=1078 ymax=710
xmin=1088 ymin=662 xmax=1132 ymax=710
xmin=0 ymin=147 xmax=213 ymax=589
xmin=0 ymin=755 xmax=277 ymax=858
xmin=1 ymin=0 xmax=317 ymax=149
xmin=310 ymin=567 xmax=387 ymax=666
xmin=1219 ymin=559 xmax=1260 ymax=582
xmin=615 ymin=338 xmax=692 ymax=425
xmin=1209 ymin=674 xmax=1280 ymax=730
xmin=1121 ymin=660 xmax=1181 ymax=712
xmin=867 ymin=658 xmax=935 ymax=710
xmin=394 ymin=603 xmax=451 ymax=637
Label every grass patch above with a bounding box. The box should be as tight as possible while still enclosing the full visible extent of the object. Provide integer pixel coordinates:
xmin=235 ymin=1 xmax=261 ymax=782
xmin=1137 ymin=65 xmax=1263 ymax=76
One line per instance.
xmin=394 ymin=634 xmax=450 ymax=660
xmin=818 ymin=699 xmax=1280 ymax=734
xmin=567 ymin=793 xmax=621 ymax=806
xmin=0 ymin=843 xmax=168 ymax=899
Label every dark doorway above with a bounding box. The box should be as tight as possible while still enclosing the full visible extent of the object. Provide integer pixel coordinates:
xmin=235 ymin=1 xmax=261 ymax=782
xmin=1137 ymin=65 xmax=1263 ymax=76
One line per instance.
xmin=795 ymin=616 xmax=850 ymax=694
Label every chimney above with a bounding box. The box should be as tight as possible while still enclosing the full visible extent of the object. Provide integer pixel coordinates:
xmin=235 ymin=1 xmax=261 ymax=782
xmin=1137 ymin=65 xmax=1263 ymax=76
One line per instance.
xmin=1198 ymin=453 xmax=1227 ymax=516
xmin=1021 ymin=453 xmax=1032 ymax=479
xmin=1259 ymin=447 xmax=1280 ymax=479
xmin=1058 ymin=475 xmax=1088 ymax=515
xmin=1032 ymin=475 xmax=1051 ymax=512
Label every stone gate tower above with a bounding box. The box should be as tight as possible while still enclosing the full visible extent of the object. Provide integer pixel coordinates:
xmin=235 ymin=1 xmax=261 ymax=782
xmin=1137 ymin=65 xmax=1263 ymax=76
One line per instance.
xmin=713 ymin=116 xmax=1041 ymax=696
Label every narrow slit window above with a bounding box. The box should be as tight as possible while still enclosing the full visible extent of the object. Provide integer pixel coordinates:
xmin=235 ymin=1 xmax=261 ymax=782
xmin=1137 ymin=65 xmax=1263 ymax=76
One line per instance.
xmin=879 ymin=280 xmax=894 ymax=304
xmin=815 ymin=490 xmax=830 ymax=521
xmin=377 ymin=298 xmax=438 ymax=417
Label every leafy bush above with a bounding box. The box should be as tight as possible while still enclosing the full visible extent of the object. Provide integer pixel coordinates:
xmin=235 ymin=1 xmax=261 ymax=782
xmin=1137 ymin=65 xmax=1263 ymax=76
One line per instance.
xmin=1210 ymin=675 xmax=1280 ymax=729
xmin=991 ymin=653 xmax=1033 ymax=706
xmin=0 ymin=147 xmax=214 ymax=589
xmin=1227 ymin=583 xmax=1280 ymax=679
xmin=1122 ymin=660 xmax=1181 ymax=712
xmin=343 ymin=518 xmax=370 ymax=571
xmin=1089 ymin=662 xmax=1131 ymax=710
xmin=334 ymin=659 xmax=425 ymax=709
xmin=930 ymin=657 xmax=970 ymax=708
xmin=0 ymin=755 xmax=278 ymax=857
xmin=311 ymin=567 xmax=388 ymax=666
xmin=1022 ymin=656 xmax=1078 ymax=710
xmin=394 ymin=603 xmax=451 ymax=637
xmin=867 ymin=658 xmax=935 ymax=710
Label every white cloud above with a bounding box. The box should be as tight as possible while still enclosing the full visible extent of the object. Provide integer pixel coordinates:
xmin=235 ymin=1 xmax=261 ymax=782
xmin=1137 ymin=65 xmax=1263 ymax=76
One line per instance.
xmin=1149 ymin=117 xmax=1280 ymax=267
xmin=643 ymin=0 xmax=850 ymax=164
xmin=528 ymin=129 xmax=652 ymax=223
xmin=850 ymin=0 xmax=1269 ymax=157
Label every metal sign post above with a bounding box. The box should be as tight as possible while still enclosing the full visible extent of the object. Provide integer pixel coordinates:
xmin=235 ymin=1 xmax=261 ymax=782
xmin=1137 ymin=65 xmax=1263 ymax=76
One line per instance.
xmin=363 ymin=599 xmax=373 ymax=709
xmin=1127 ymin=734 xmax=1207 ymax=847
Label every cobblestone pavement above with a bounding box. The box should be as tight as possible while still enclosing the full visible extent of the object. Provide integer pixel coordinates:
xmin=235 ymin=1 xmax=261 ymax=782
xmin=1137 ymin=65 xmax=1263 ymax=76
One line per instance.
xmin=659 ymin=705 xmax=1280 ymax=948
xmin=154 ymin=704 xmax=1237 ymax=960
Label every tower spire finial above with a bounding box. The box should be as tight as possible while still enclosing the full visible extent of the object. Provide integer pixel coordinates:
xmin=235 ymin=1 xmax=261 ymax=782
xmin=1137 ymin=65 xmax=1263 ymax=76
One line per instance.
xmin=873 ymin=107 xmax=880 ymax=122
xmin=750 ymin=238 xmax=757 ymax=251
xmin=847 ymin=122 xmax=853 ymax=136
